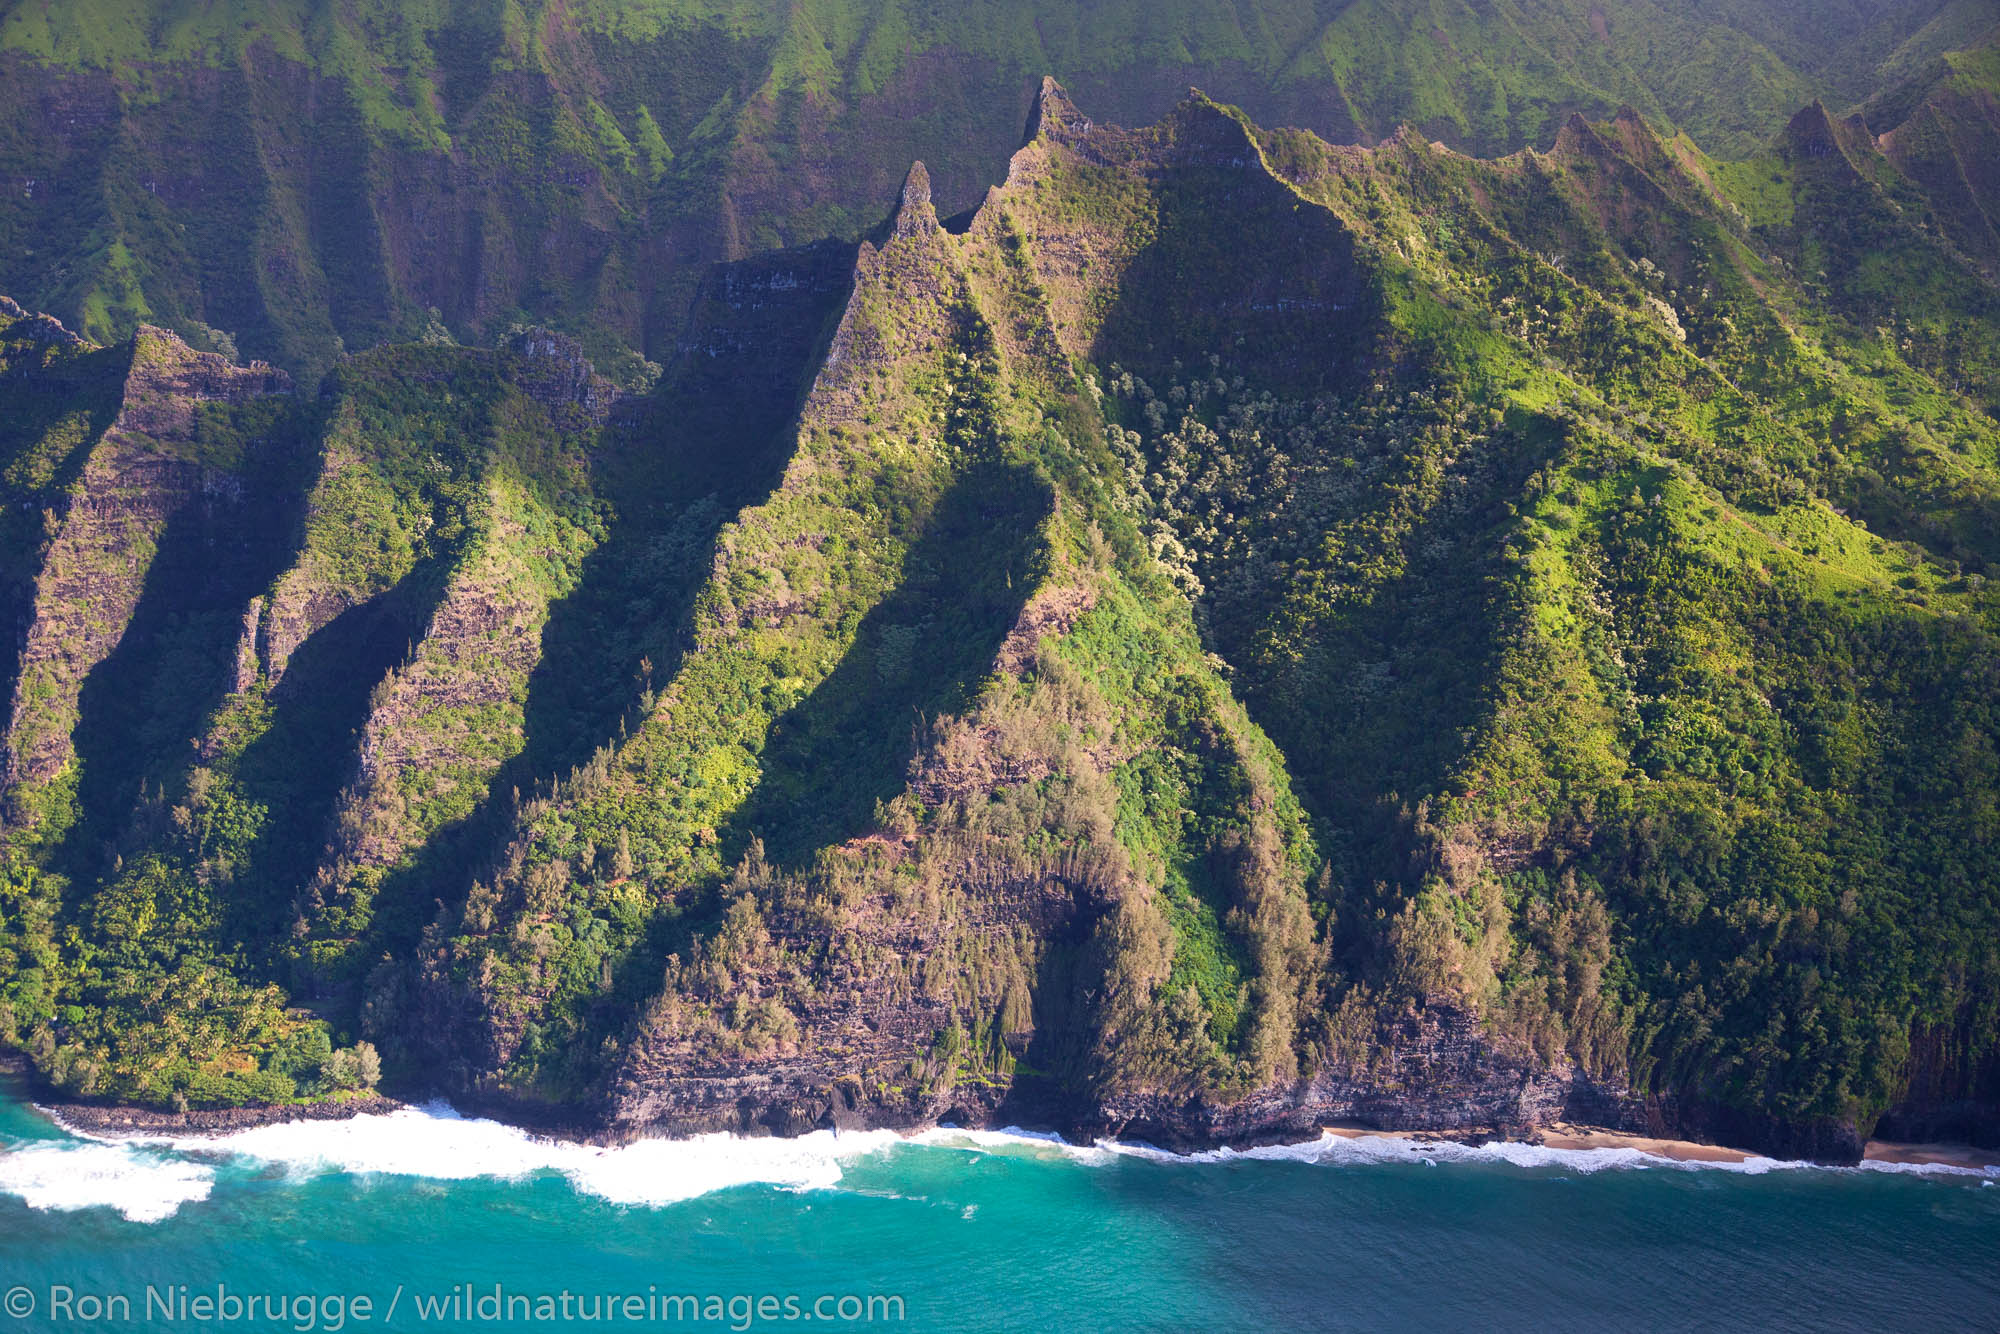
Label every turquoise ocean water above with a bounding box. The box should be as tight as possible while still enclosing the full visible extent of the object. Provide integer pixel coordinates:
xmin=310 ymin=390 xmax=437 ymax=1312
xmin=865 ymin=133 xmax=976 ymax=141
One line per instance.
xmin=1 ymin=1080 xmax=1996 ymax=1332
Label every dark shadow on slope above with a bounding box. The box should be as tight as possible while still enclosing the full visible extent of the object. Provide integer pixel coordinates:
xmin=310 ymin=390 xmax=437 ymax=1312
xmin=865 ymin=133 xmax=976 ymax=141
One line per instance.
xmin=1090 ymin=110 xmax=1371 ymax=398
xmin=1080 ymin=110 xmax=1562 ymax=950
xmin=224 ymin=591 xmax=432 ymax=957
xmin=55 ymin=474 xmax=298 ymax=888
xmin=0 ymin=341 xmax=131 ymax=725
xmin=723 ymin=459 xmax=1051 ymax=869
xmin=1247 ymin=416 xmax=1565 ymax=964
xmin=557 ymin=459 xmax=1051 ymax=1112
xmin=995 ymin=916 xmax=1104 ymax=1123
xmin=355 ymin=242 xmax=861 ymax=965
xmin=1271 ymin=534 xmax=1517 ymax=850
xmin=302 ymin=80 xmax=400 ymax=357
xmin=526 ymin=238 xmax=862 ymax=790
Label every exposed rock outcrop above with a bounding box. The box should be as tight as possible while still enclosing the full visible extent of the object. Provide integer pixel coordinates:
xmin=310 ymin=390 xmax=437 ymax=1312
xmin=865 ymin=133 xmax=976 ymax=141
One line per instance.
xmin=601 ymin=998 xmax=1644 ymax=1151
xmin=50 ymin=1093 xmax=400 ymax=1137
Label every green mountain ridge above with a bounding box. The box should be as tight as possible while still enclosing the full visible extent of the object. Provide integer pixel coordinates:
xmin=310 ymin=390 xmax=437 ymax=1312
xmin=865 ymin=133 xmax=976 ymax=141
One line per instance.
xmin=0 ymin=0 xmax=1989 ymax=388
xmin=2 ymin=59 xmax=1998 ymax=1158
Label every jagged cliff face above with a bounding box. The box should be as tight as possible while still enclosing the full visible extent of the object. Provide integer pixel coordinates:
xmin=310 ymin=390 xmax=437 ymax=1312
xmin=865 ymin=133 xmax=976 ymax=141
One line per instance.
xmin=2 ymin=67 xmax=2000 ymax=1161
xmin=0 ymin=0 xmax=1983 ymax=386
xmin=3 ymin=327 xmax=292 ymax=789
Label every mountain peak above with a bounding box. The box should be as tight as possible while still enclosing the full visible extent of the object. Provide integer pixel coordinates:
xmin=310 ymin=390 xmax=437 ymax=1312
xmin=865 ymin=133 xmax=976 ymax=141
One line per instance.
xmin=893 ymin=161 xmax=939 ymax=239
xmin=0 ymin=295 xmax=84 ymax=347
xmin=1784 ymin=99 xmax=1846 ymax=159
xmin=1553 ymin=110 xmax=1614 ymax=160
xmin=1025 ymin=75 xmax=1090 ymax=146
xmin=6 ymin=44 xmax=2000 ymax=1180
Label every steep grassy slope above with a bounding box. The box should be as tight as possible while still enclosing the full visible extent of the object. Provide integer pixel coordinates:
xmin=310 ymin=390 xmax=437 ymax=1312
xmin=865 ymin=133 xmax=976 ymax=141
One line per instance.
xmin=0 ymin=235 xmax=859 ymax=1107
xmin=363 ymin=159 xmax=1329 ymax=1132
xmin=2 ymin=74 xmax=1998 ymax=1156
xmin=0 ymin=310 xmax=323 ymax=1104
xmin=0 ymin=0 xmax=1977 ymax=386
xmin=1215 ymin=92 xmax=2000 ymax=1150
xmin=436 ymin=77 xmax=2000 ymax=1152
xmin=1864 ymin=27 xmax=2000 ymax=283
xmin=0 ymin=297 xmax=129 ymax=727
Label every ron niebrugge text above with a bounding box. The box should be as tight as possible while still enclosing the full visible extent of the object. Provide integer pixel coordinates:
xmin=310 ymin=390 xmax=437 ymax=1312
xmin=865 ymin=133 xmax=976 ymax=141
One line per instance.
xmin=5 ymin=1284 xmax=907 ymax=1329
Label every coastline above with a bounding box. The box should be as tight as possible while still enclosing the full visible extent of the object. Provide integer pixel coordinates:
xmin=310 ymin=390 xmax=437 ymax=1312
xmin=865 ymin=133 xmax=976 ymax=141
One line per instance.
xmin=9 ymin=1045 xmax=1995 ymax=1172
xmin=0 ymin=1056 xmax=406 ymax=1139
xmin=20 ymin=1086 xmax=1998 ymax=1175
xmin=1323 ymin=1122 xmax=1754 ymax=1164
xmin=1862 ymin=1139 xmax=2000 ymax=1171
xmin=1325 ymin=1123 xmax=2000 ymax=1171
xmin=45 ymin=1094 xmax=404 ymax=1138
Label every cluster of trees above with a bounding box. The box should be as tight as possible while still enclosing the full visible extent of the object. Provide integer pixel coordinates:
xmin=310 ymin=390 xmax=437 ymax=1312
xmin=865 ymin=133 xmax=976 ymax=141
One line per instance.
xmin=4 ymin=74 xmax=1998 ymax=1138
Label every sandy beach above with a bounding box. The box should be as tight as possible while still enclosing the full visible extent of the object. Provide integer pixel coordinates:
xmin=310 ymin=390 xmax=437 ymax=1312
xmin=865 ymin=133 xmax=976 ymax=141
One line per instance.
xmin=1863 ymin=1140 xmax=2000 ymax=1170
xmin=1326 ymin=1123 xmax=2000 ymax=1169
xmin=1537 ymin=1124 xmax=1755 ymax=1163
xmin=1324 ymin=1123 xmax=1756 ymax=1163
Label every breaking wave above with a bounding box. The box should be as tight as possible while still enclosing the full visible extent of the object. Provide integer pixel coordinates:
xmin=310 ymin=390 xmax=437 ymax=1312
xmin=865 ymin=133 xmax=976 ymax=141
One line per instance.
xmin=0 ymin=1139 xmax=213 ymax=1222
xmin=918 ymin=1125 xmax=2000 ymax=1178
xmin=162 ymin=1102 xmax=909 ymax=1206
xmin=2 ymin=1102 xmax=1990 ymax=1225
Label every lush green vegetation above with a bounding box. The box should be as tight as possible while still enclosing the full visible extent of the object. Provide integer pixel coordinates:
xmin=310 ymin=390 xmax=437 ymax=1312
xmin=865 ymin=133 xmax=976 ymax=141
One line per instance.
xmin=0 ymin=0 xmax=1984 ymax=386
xmin=1 ymin=20 xmax=1998 ymax=1147
xmin=1125 ymin=82 xmax=2000 ymax=1128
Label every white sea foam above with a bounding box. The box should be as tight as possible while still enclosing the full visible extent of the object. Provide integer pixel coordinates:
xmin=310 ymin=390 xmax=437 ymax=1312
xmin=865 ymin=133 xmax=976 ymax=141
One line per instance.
xmin=916 ymin=1125 xmax=1827 ymax=1175
xmin=0 ymin=1140 xmax=213 ymax=1222
xmin=944 ymin=1127 xmax=2000 ymax=1180
xmin=1853 ymin=1156 xmax=2000 ymax=1180
xmin=912 ymin=1125 xmax=1124 ymax=1166
xmin=1196 ymin=1132 xmax=1802 ymax=1175
xmin=147 ymin=1102 xmax=909 ymax=1207
xmin=559 ymin=1127 xmax=905 ymax=1205
xmin=13 ymin=1102 xmax=1989 ymax=1228
xmin=204 ymin=1112 xmax=1764 ymax=1187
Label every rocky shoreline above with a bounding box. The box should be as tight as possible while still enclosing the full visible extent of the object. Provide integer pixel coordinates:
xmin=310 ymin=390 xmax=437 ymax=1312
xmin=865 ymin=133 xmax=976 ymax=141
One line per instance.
xmin=9 ymin=1031 xmax=1991 ymax=1166
xmin=44 ymin=1095 xmax=404 ymax=1138
xmin=16 ymin=1075 xmax=1997 ymax=1173
xmin=0 ymin=1051 xmax=396 ymax=1138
